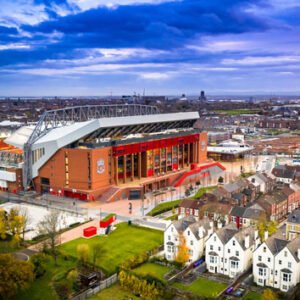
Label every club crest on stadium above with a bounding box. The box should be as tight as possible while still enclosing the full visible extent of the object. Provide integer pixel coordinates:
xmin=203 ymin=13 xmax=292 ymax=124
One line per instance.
xmin=97 ymin=159 xmax=105 ymax=174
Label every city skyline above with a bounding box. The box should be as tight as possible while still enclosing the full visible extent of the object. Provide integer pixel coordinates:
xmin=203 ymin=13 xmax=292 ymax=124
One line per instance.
xmin=1 ymin=0 xmax=300 ymax=96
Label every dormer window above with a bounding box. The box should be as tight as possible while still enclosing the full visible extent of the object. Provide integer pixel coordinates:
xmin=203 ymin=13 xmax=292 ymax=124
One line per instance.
xmin=233 ymin=240 xmax=236 ymax=246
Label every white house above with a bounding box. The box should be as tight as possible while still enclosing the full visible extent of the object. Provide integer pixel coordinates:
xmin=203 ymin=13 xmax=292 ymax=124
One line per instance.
xmin=253 ymin=232 xmax=300 ymax=292
xmin=205 ymin=224 xmax=260 ymax=278
xmin=164 ymin=216 xmax=213 ymax=264
xmin=247 ymin=172 xmax=274 ymax=193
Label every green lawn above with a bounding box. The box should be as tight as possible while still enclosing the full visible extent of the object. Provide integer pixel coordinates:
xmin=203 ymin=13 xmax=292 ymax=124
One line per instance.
xmin=133 ymin=262 xmax=171 ymax=283
xmin=89 ymin=284 xmax=139 ymax=300
xmin=60 ymin=223 xmax=163 ymax=275
xmin=191 ymin=186 xmax=217 ymax=199
xmin=14 ymin=255 xmax=77 ymax=300
xmin=173 ymin=277 xmax=226 ymax=298
xmin=243 ymin=291 xmax=261 ymax=300
xmin=147 ymin=200 xmax=181 ymax=216
xmin=213 ymin=109 xmax=260 ymax=115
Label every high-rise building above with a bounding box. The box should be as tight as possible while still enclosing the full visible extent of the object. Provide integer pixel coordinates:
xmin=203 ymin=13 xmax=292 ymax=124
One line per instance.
xmin=199 ymin=91 xmax=206 ymax=101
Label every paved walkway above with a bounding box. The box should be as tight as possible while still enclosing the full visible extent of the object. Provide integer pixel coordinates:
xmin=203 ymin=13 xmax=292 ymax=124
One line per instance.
xmin=28 ymin=219 xmax=100 ymax=251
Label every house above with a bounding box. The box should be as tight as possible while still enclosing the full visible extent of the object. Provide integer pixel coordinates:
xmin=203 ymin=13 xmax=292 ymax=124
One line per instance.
xmin=257 ymin=190 xmax=288 ymax=221
xmin=164 ymin=216 xmax=213 ymax=263
xmin=177 ymin=193 xmax=218 ymax=220
xmin=247 ymin=173 xmax=275 ymax=193
xmin=205 ymin=224 xmax=260 ymax=278
xmin=272 ymin=165 xmax=300 ymax=184
xmin=212 ymin=178 xmax=257 ymax=205
xmin=253 ymin=230 xmax=300 ymax=292
xmin=286 ymin=209 xmax=300 ymax=240
xmin=230 ymin=204 xmax=266 ymax=229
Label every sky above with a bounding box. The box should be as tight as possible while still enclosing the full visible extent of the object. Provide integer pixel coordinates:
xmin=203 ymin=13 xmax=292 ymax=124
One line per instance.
xmin=0 ymin=0 xmax=300 ymax=96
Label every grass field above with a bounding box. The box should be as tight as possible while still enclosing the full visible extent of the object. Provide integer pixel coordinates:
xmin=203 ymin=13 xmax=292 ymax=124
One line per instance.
xmin=214 ymin=109 xmax=260 ymax=115
xmin=243 ymin=291 xmax=261 ymax=300
xmin=60 ymin=223 xmax=163 ymax=275
xmin=133 ymin=262 xmax=171 ymax=283
xmin=89 ymin=284 xmax=139 ymax=300
xmin=173 ymin=277 xmax=226 ymax=298
xmin=14 ymin=255 xmax=77 ymax=300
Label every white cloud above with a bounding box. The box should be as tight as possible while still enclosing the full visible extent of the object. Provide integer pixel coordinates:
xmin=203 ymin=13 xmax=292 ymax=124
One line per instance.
xmin=222 ymin=56 xmax=300 ymax=66
xmin=0 ymin=43 xmax=30 ymax=50
xmin=140 ymin=72 xmax=170 ymax=79
xmin=69 ymin=0 xmax=177 ymax=11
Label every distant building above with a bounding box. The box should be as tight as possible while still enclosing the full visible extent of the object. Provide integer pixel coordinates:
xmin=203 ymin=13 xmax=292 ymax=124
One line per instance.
xmin=199 ymin=91 xmax=206 ymax=102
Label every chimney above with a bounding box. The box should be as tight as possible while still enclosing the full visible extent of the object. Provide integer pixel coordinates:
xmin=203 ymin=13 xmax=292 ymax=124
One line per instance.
xmin=209 ymin=221 xmax=214 ymax=229
xmin=245 ymin=234 xmax=250 ymax=249
xmin=217 ymin=221 xmax=222 ymax=229
xmin=254 ymin=230 xmax=258 ymax=240
xmin=264 ymin=231 xmax=269 ymax=241
xmin=199 ymin=227 xmax=204 ymax=239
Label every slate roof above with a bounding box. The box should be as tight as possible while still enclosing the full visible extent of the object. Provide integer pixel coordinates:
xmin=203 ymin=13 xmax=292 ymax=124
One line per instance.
xmin=286 ymin=236 xmax=300 ymax=262
xmin=172 ymin=216 xmax=196 ymax=232
xmin=287 ymin=209 xmax=300 ymax=224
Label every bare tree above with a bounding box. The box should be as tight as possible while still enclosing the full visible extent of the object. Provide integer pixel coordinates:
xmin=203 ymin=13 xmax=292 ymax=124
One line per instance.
xmin=19 ymin=207 xmax=31 ymax=241
xmin=38 ymin=210 xmax=61 ymax=265
xmin=91 ymin=244 xmax=105 ymax=270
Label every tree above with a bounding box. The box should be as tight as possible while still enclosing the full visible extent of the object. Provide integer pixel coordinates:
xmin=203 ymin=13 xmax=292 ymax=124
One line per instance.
xmin=0 ymin=209 xmax=7 ymax=239
xmin=91 ymin=243 xmax=104 ymax=270
xmin=30 ymin=253 xmax=49 ymax=278
xmin=38 ymin=210 xmax=61 ymax=265
xmin=175 ymin=233 xmax=190 ymax=266
xmin=267 ymin=221 xmax=278 ymax=236
xmin=77 ymin=244 xmax=90 ymax=266
xmin=0 ymin=254 xmax=34 ymax=299
xmin=19 ymin=207 xmax=31 ymax=241
xmin=6 ymin=208 xmax=24 ymax=248
xmin=262 ymin=288 xmax=277 ymax=300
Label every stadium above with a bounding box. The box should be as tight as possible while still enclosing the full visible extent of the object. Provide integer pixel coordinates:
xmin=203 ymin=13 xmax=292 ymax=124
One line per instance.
xmin=0 ymin=105 xmax=224 ymax=201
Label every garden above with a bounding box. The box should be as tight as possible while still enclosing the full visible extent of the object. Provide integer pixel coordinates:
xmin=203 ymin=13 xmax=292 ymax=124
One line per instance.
xmin=59 ymin=222 xmax=164 ymax=275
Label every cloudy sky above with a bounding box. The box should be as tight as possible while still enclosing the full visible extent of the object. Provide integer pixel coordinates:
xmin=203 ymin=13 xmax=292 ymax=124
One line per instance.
xmin=0 ymin=0 xmax=300 ymax=96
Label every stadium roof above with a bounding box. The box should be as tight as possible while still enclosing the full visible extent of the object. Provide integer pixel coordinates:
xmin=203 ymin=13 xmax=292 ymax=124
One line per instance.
xmin=5 ymin=111 xmax=199 ymax=180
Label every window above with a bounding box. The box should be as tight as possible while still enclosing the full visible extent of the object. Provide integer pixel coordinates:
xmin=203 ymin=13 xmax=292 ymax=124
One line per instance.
xmin=210 ymin=245 xmax=213 ymax=250
xmin=236 ymin=251 xmax=239 ymax=257
xmin=168 ymin=235 xmax=171 ymax=241
xmin=283 ymin=273 xmax=291 ymax=282
xmin=210 ymin=256 xmax=216 ymax=263
xmin=189 ymin=250 xmax=193 ymax=255
xmin=218 ymin=247 xmax=221 ymax=251
xmin=284 ymin=251 xmax=288 ymax=257
xmin=275 ymin=271 xmax=278 ymax=276
xmin=228 ymin=249 xmax=231 ymax=254
xmin=233 ymin=240 xmax=236 ymax=246
xmin=230 ymin=261 xmax=239 ymax=269
xmin=279 ymin=260 xmax=282 ymax=265
xmin=214 ymin=236 xmax=216 ymax=242
xmin=187 ymin=231 xmax=190 ymax=236
xmin=267 ymin=257 xmax=271 ymax=263
xmin=263 ymin=247 xmax=266 ymax=253
xmin=282 ymin=285 xmax=288 ymax=291
xmin=288 ymin=262 xmax=292 ymax=268
xmin=171 ymin=227 xmax=173 ymax=232
xmin=190 ymin=240 xmax=193 ymax=246
xmin=258 ymin=256 xmax=262 ymax=262
xmin=258 ymin=268 xmax=266 ymax=276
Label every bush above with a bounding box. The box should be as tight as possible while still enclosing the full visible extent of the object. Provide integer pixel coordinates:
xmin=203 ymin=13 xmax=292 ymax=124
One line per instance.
xmin=30 ymin=253 xmax=50 ymax=278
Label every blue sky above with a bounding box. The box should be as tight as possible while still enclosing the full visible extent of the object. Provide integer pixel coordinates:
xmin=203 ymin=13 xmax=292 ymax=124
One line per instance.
xmin=0 ymin=0 xmax=300 ymax=96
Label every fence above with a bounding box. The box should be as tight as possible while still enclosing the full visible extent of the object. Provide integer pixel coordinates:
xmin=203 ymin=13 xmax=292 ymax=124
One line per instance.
xmin=72 ymin=273 xmax=118 ymax=300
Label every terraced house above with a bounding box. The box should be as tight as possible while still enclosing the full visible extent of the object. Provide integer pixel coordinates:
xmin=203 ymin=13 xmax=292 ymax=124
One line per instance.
xmin=253 ymin=231 xmax=300 ymax=292
xmin=205 ymin=224 xmax=260 ymax=278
